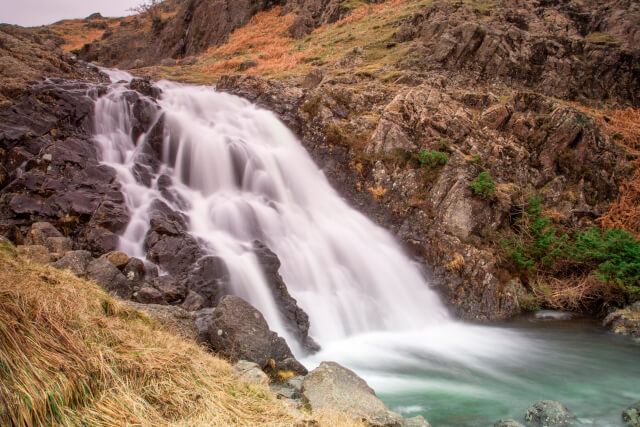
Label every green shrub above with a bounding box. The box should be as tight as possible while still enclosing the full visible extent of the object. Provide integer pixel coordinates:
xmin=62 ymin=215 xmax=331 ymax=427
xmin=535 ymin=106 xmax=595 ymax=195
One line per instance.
xmin=418 ymin=150 xmax=449 ymax=168
xmin=505 ymin=196 xmax=567 ymax=270
xmin=469 ymin=172 xmax=496 ymax=199
xmin=568 ymin=228 xmax=640 ymax=296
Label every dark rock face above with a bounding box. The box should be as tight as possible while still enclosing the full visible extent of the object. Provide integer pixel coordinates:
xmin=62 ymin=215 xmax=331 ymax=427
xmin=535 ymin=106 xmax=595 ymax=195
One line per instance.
xmin=253 ymin=240 xmax=318 ymax=352
xmin=207 ymin=295 xmax=307 ymax=375
xmin=0 ymin=79 xmax=129 ymax=258
xmin=524 ymin=401 xmax=576 ymax=427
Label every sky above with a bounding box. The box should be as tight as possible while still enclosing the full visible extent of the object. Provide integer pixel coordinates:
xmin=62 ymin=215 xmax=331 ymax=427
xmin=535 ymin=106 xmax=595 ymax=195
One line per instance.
xmin=0 ymin=0 xmax=144 ymax=27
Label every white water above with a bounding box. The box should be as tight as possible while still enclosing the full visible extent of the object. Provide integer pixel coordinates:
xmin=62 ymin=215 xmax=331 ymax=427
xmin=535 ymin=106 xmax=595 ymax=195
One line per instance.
xmin=91 ymin=71 xmax=640 ymax=426
xmin=95 ymin=71 xmax=452 ymax=347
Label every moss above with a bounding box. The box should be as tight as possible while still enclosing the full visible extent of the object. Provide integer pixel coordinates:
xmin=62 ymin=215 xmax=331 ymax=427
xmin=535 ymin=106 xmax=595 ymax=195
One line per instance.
xmin=586 ymin=32 xmax=620 ymax=44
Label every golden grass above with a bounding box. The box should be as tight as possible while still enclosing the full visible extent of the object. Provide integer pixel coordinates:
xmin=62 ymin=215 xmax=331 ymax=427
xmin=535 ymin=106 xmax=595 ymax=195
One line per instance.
xmin=202 ymin=7 xmax=309 ymax=77
xmin=0 ymin=240 xmax=298 ymax=426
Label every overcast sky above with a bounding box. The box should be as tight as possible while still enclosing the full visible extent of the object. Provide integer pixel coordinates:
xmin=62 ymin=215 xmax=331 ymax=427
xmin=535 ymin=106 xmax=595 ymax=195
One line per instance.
xmin=0 ymin=0 xmax=144 ymax=27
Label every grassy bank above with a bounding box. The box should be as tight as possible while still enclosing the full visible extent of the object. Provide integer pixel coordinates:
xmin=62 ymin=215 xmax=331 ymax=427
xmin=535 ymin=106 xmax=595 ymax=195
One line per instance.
xmin=0 ymin=240 xmax=298 ymax=426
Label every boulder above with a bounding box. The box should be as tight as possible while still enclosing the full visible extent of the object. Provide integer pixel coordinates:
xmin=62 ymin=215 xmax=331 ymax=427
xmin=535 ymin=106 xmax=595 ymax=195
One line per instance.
xmin=86 ymin=257 xmax=133 ymax=299
xmin=524 ymin=401 xmax=576 ymax=427
xmin=51 ymin=250 xmax=93 ymax=276
xmin=182 ymin=290 xmax=206 ymax=311
xmin=123 ymin=257 xmax=145 ymax=282
xmin=603 ymin=303 xmax=640 ymax=340
xmin=194 ymin=307 xmax=216 ymax=344
xmin=301 ymin=361 xmax=404 ymax=426
xmin=207 ymin=295 xmax=306 ymax=375
xmin=151 ymin=275 xmax=186 ymax=304
xmin=25 ymin=222 xmax=63 ymax=245
xmin=623 ymin=401 xmax=640 ymax=427
xmin=103 ymin=251 xmax=130 ymax=268
xmin=136 ymin=286 xmax=165 ymax=305
xmin=232 ymin=360 xmax=270 ymax=385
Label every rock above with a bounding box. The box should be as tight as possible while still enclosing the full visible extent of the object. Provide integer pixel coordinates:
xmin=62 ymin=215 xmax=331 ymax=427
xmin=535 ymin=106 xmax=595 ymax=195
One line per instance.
xmin=85 ymin=228 xmax=120 ymax=255
xmin=480 ymin=104 xmax=511 ymax=130
xmin=182 ymin=290 xmax=206 ymax=311
xmin=194 ymin=307 xmax=216 ymax=344
xmin=232 ymin=360 xmax=270 ymax=385
xmin=178 ymin=56 xmax=197 ymax=66
xmin=136 ymin=286 xmax=166 ymax=305
xmin=494 ymin=419 xmax=526 ymax=427
xmin=253 ymin=241 xmax=317 ymax=352
xmin=128 ymin=78 xmax=161 ymax=99
xmin=524 ymin=401 xmax=576 ymax=427
xmin=17 ymin=245 xmax=51 ymax=264
xmin=301 ymin=361 xmax=404 ymax=426
xmin=159 ymin=58 xmax=175 ymax=67
xmin=238 ymin=60 xmax=258 ymax=71
xmin=45 ymin=236 xmax=73 ymax=254
xmin=182 ymin=255 xmax=229 ymax=307
xmin=603 ymin=304 xmax=640 ymax=339
xmin=103 ymin=251 xmax=130 ymax=269
xmin=207 ymin=295 xmax=305 ymax=374
xmin=86 ymin=257 xmax=133 ymax=299
xmin=403 ymin=416 xmax=431 ymax=427
xmin=623 ymin=401 xmax=640 ymax=427
xmin=151 ymin=275 xmax=186 ymax=304
xmin=51 ymin=250 xmax=93 ymax=276
xmin=127 ymin=302 xmax=198 ymax=340
xmin=123 ymin=257 xmax=145 ymax=281
xmin=302 ymin=68 xmax=323 ymax=89
xmin=25 ymin=222 xmax=63 ymax=246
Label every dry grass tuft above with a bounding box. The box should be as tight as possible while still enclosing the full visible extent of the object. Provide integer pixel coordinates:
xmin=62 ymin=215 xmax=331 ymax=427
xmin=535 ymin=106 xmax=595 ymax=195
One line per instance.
xmin=0 ymin=240 xmax=297 ymax=426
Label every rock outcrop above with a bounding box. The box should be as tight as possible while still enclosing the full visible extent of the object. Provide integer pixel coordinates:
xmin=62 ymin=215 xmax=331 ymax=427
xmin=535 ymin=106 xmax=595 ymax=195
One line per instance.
xmin=603 ymin=302 xmax=640 ymax=341
xmin=623 ymin=401 xmax=640 ymax=427
xmin=207 ymin=295 xmax=308 ymax=376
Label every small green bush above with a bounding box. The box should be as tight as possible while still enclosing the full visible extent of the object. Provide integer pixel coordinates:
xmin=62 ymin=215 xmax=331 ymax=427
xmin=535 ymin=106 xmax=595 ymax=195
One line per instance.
xmin=418 ymin=150 xmax=449 ymax=168
xmin=469 ymin=172 xmax=496 ymax=199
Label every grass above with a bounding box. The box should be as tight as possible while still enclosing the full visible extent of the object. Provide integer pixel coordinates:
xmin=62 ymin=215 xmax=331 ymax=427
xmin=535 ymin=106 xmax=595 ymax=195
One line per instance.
xmin=470 ymin=171 xmax=496 ymax=199
xmin=144 ymin=0 xmax=433 ymax=84
xmin=586 ymin=32 xmax=620 ymax=45
xmin=0 ymin=240 xmax=308 ymax=426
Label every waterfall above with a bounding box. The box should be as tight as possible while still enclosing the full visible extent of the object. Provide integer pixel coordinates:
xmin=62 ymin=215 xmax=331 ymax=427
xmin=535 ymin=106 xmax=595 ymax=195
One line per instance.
xmin=94 ymin=70 xmax=448 ymax=350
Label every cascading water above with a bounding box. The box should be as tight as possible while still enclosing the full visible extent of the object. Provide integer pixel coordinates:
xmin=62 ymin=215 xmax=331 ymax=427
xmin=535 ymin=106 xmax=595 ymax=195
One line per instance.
xmin=93 ymin=70 xmax=640 ymax=426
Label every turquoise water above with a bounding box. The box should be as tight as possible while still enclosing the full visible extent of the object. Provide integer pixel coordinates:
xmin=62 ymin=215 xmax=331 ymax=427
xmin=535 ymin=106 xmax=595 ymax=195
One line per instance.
xmin=377 ymin=316 xmax=640 ymax=426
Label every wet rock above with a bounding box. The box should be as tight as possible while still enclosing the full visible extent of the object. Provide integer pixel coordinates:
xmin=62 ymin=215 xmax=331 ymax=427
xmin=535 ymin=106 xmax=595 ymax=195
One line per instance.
xmin=301 ymin=361 xmax=405 ymax=426
xmin=207 ymin=295 xmax=306 ymax=375
xmin=232 ymin=360 xmax=270 ymax=385
xmin=136 ymin=286 xmax=166 ymax=305
xmin=524 ymin=401 xmax=576 ymax=427
xmin=129 ymin=78 xmax=161 ymax=99
xmin=182 ymin=255 xmax=229 ymax=307
xmin=623 ymin=401 xmax=640 ymax=427
xmin=494 ymin=419 xmax=526 ymax=427
xmin=253 ymin=240 xmax=317 ymax=352
xmin=52 ymin=250 xmax=93 ymax=276
xmin=86 ymin=257 xmax=133 ymax=299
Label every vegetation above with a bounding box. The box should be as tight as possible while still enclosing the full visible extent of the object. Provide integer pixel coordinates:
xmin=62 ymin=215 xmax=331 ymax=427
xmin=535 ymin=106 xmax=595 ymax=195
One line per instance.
xmin=418 ymin=150 xmax=449 ymax=167
xmin=0 ymin=241 xmax=300 ymax=426
xmin=469 ymin=172 xmax=496 ymax=199
xmin=504 ymin=197 xmax=640 ymax=310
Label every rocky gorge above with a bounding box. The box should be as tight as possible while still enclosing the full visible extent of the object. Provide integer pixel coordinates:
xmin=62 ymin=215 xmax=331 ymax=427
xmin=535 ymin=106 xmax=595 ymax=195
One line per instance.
xmin=1 ymin=0 xmax=640 ymax=425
